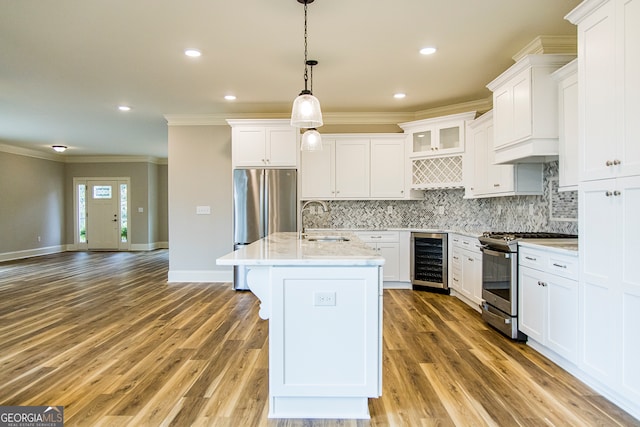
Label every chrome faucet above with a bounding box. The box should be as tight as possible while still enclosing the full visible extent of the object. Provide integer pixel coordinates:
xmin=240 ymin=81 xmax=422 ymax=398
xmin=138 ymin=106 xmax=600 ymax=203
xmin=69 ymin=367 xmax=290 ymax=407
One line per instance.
xmin=300 ymin=200 xmax=329 ymax=238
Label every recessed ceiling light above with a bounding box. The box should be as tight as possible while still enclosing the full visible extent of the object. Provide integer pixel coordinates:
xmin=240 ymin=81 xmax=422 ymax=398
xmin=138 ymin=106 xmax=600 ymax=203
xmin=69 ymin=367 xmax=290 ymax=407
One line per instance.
xmin=224 ymin=95 xmax=237 ymax=101
xmin=394 ymin=93 xmax=406 ymax=99
xmin=52 ymin=145 xmax=67 ymax=153
xmin=420 ymin=47 xmax=437 ymax=55
xmin=118 ymin=105 xmax=131 ymax=112
xmin=185 ymin=49 xmax=201 ymax=57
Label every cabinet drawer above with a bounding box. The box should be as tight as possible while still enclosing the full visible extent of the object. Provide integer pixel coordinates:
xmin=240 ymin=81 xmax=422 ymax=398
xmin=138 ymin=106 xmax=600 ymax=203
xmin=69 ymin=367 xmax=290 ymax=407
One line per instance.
xmin=519 ymin=247 xmax=547 ymax=270
xmin=451 ymin=249 xmax=462 ymax=269
xmin=547 ymin=253 xmax=578 ymax=279
xmin=355 ymin=231 xmax=399 ymax=243
xmin=519 ymin=246 xmax=578 ymax=280
xmin=459 ymin=236 xmax=482 ymax=252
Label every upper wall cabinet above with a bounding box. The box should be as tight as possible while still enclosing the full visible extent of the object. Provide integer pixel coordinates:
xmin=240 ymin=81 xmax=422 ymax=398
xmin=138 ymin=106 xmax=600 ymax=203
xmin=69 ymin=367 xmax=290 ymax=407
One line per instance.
xmin=465 ymin=110 xmax=543 ymax=199
xmin=300 ymin=134 xmax=406 ymax=200
xmin=227 ymin=119 xmax=299 ymax=168
xmin=486 ymin=54 xmax=576 ymax=164
xmin=567 ymin=0 xmax=640 ymax=182
xmin=399 ymin=112 xmax=476 ymax=190
xmin=551 ymin=59 xmax=579 ymax=191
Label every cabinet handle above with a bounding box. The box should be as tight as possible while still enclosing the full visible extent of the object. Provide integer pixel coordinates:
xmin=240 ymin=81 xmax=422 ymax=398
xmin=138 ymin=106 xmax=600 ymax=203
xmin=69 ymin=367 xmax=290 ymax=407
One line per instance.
xmin=401 ymin=190 xmax=404 ymax=194
xmin=463 ymin=241 xmax=469 ymax=245
xmin=613 ymin=159 xmax=621 ymax=165
xmin=605 ymin=191 xmax=614 ymax=197
xmin=537 ymin=281 xmax=547 ymax=287
xmin=614 ymin=190 xmax=621 ymax=196
xmin=372 ymin=236 xmax=382 ymax=239
xmin=453 ymin=277 xmax=459 ymax=282
xmin=468 ymin=257 xmax=473 ymax=262
xmin=606 ymin=160 xmax=613 ymax=166
xmin=525 ymin=256 xmax=537 ymax=261
xmin=552 ymin=263 xmax=567 ymax=269
xmin=493 ymin=183 xmax=500 ymax=187
xmin=453 ymin=256 xmax=459 ymax=260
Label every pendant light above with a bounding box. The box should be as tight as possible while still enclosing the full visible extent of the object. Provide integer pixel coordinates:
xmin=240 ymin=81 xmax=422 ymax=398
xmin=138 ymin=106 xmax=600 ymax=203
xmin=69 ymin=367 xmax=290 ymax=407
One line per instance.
xmin=291 ymin=0 xmax=323 ymax=130
xmin=301 ymin=128 xmax=322 ymax=151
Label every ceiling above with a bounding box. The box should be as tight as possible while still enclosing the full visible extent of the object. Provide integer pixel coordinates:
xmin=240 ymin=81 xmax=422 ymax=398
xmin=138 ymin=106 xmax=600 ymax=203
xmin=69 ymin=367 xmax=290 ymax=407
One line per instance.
xmin=0 ymin=0 xmax=581 ymax=159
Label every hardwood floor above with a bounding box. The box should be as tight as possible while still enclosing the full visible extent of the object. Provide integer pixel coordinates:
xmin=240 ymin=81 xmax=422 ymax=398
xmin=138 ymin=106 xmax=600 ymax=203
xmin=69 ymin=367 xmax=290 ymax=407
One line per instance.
xmin=0 ymin=250 xmax=637 ymax=426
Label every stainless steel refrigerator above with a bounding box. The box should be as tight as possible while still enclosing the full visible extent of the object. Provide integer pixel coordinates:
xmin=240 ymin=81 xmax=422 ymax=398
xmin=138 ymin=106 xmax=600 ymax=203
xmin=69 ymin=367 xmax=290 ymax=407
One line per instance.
xmin=233 ymin=168 xmax=297 ymax=290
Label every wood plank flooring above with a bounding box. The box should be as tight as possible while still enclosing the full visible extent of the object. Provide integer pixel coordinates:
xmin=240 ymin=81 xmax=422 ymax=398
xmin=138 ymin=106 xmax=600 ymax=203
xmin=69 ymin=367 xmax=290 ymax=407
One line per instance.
xmin=0 ymin=250 xmax=637 ymax=426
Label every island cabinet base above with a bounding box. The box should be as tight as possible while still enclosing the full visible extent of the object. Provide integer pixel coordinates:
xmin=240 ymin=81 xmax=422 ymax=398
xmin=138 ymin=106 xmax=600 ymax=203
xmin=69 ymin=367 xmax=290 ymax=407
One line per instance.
xmin=247 ymin=265 xmax=383 ymax=419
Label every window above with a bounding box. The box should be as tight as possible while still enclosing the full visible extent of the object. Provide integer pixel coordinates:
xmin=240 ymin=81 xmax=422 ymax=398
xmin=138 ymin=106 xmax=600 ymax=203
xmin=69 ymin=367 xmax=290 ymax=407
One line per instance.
xmin=120 ymin=183 xmax=128 ymax=242
xmin=78 ymin=184 xmax=87 ymax=243
xmin=93 ymin=185 xmax=112 ymax=199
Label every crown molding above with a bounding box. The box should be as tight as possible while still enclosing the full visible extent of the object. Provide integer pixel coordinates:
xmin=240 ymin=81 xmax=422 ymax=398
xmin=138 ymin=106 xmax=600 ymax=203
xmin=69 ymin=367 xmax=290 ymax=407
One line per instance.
xmin=0 ymin=143 xmax=62 ymax=162
xmin=64 ymin=155 xmax=166 ymax=164
xmin=512 ymin=35 xmax=577 ymax=62
xmin=413 ymin=97 xmax=492 ymax=121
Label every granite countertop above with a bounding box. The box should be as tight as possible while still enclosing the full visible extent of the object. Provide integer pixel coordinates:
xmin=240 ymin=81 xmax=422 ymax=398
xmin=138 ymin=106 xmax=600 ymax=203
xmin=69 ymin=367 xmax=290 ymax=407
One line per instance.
xmin=216 ymin=232 xmax=385 ymax=267
xmin=518 ymin=239 xmax=579 ymax=255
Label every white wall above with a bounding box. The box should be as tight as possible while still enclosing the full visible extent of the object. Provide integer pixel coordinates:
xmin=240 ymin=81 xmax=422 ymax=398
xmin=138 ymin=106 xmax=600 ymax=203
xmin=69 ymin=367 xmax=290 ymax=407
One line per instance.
xmin=167 ymin=125 xmax=233 ymax=282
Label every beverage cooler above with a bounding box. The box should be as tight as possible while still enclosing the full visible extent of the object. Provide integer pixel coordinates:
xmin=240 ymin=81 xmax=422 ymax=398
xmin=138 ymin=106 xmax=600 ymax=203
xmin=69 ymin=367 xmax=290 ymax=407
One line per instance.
xmin=410 ymin=232 xmax=448 ymax=292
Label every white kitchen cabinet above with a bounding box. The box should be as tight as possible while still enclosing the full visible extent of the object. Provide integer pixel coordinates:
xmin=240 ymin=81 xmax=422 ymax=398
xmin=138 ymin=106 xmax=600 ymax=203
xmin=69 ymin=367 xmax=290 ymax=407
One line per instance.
xmin=370 ymin=137 xmax=405 ymax=198
xmin=569 ymin=0 xmax=640 ymax=182
xmin=465 ymin=110 xmax=543 ymax=198
xmin=579 ymin=176 xmax=640 ymax=398
xmin=552 ymin=59 xmax=579 ymax=191
xmin=518 ymin=245 xmax=579 ymax=364
xmin=301 ymin=134 xmax=406 ymax=200
xmin=300 ymin=138 xmax=369 ymax=199
xmin=486 ymin=54 xmax=575 ymax=164
xmin=355 ymin=231 xmax=400 ymax=282
xmin=567 ymin=0 xmax=640 ymax=418
xmin=228 ymin=119 xmax=299 ymax=168
xmin=449 ymin=234 xmax=482 ymax=311
xmin=399 ymin=112 xmax=476 ymax=190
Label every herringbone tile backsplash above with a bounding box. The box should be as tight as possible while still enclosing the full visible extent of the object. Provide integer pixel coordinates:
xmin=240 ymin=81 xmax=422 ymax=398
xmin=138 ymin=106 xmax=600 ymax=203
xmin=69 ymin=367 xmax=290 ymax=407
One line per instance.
xmin=303 ymin=161 xmax=578 ymax=235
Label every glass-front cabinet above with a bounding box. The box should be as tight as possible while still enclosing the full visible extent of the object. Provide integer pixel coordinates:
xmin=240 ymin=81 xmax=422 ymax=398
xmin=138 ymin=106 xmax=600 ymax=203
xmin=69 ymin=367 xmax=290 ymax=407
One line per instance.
xmin=401 ymin=111 xmax=476 ymax=157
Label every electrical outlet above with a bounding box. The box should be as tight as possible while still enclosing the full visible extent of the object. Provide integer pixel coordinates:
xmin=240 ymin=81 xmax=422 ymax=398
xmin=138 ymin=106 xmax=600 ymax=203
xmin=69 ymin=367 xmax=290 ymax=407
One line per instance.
xmin=196 ymin=205 xmax=211 ymax=215
xmin=438 ymin=206 xmax=444 ymax=215
xmin=37 ymin=236 xmax=41 ymax=242
xmin=387 ymin=205 xmax=393 ymax=214
xmin=529 ymin=203 xmax=535 ymax=215
xmin=314 ymin=291 xmax=336 ymax=306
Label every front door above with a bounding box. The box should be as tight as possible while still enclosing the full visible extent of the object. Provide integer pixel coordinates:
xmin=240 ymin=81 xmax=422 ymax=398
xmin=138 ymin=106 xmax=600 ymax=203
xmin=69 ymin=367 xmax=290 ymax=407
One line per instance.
xmin=87 ymin=180 xmax=120 ymax=250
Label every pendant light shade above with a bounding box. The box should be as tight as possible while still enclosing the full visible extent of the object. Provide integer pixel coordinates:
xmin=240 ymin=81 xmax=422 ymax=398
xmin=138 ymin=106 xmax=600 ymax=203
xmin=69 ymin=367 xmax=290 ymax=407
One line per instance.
xmin=300 ymin=128 xmax=322 ymax=151
xmin=291 ymin=92 xmax=323 ymax=128
xmin=291 ymin=0 xmax=323 ymax=131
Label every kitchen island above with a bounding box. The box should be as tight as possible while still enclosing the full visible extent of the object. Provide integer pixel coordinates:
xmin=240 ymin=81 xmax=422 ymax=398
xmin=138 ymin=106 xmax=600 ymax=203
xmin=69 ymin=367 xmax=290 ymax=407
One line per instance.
xmin=216 ymin=232 xmax=384 ymax=419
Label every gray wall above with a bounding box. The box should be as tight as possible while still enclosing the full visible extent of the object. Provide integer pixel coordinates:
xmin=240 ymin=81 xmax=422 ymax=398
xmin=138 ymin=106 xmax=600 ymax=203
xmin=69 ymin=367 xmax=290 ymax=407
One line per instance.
xmin=0 ymin=151 xmax=65 ymax=253
xmin=167 ymin=125 xmax=232 ymax=281
xmin=0 ymin=148 xmax=168 ymax=258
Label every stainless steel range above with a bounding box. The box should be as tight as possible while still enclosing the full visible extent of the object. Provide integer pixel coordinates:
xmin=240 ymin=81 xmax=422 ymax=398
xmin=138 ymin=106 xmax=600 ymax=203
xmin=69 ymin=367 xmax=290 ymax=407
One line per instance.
xmin=478 ymin=231 xmax=577 ymax=340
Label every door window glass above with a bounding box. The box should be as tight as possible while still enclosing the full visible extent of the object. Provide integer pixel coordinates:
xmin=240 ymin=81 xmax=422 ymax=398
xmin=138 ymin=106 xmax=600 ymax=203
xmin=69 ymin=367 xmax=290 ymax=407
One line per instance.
xmin=78 ymin=184 xmax=87 ymax=243
xmin=120 ymin=184 xmax=128 ymax=242
xmin=93 ymin=185 xmax=112 ymax=199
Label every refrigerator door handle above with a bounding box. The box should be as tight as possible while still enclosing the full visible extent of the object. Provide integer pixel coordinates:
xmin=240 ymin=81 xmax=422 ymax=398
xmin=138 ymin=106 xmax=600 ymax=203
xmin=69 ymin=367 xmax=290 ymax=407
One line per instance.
xmin=262 ymin=169 xmax=268 ymax=237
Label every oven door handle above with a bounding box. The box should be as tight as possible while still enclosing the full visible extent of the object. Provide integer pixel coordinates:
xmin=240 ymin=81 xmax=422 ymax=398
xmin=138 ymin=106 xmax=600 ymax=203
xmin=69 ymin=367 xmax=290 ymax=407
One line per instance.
xmin=480 ymin=246 xmax=511 ymax=259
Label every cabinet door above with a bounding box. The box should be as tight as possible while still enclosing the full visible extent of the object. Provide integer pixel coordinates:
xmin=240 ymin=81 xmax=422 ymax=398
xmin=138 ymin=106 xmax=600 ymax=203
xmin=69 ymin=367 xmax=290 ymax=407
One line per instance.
xmin=493 ymin=86 xmax=513 ymax=149
xmin=579 ymin=1 xmax=617 ymax=181
xmin=233 ymin=127 xmax=266 ymax=167
xmin=469 ymin=122 xmax=488 ymax=195
xmin=470 ymin=251 xmax=483 ymax=305
xmin=378 ymin=242 xmax=400 ymax=282
xmin=460 ymin=251 xmax=476 ymax=301
xmin=266 ymin=127 xmax=298 ymax=167
xmin=580 ymin=178 xmax=619 ymax=383
xmin=620 ymin=175 xmax=640 ymax=400
xmin=558 ymin=68 xmax=579 ymax=190
xmin=511 ymin=68 xmax=533 ymax=143
xmin=437 ymin=124 xmax=463 ymax=153
xmin=335 ymin=139 xmax=370 ymax=198
xmin=518 ymin=266 xmax=545 ymax=343
xmin=301 ymin=139 xmax=335 ymax=199
xmin=546 ymin=274 xmax=579 ymax=364
xmin=620 ymin=0 xmax=640 ymax=178
xmin=370 ymin=139 xmax=405 ymax=198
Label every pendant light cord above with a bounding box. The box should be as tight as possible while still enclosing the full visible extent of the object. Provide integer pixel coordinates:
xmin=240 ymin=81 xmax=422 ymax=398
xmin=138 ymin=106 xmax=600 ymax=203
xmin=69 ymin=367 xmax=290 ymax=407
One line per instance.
xmin=303 ymin=1 xmax=309 ymax=92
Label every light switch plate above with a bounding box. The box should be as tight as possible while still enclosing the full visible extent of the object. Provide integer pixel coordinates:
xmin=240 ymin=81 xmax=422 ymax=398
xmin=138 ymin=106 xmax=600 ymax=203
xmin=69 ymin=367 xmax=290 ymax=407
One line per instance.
xmin=196 ymin=205 xmax=211 ymax=215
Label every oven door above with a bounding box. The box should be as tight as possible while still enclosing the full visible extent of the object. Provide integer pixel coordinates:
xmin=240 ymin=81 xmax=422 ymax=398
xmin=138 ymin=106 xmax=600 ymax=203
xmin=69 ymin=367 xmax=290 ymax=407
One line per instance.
xmin=481 ymin=246 xmax=518 ymax=315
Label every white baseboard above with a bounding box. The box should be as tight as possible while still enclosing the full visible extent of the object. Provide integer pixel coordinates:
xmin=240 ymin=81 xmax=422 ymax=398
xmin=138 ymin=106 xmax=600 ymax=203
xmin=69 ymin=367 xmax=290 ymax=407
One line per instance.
xmin=168 ymin=269 xmax=233 ymax=283
xmin=0 ymin=245 xmax=65 ymax=262
xmin=130 ymin=241 xmax=169 ymax=251
xmin=382 ymin=281 xmax=412 ymax=290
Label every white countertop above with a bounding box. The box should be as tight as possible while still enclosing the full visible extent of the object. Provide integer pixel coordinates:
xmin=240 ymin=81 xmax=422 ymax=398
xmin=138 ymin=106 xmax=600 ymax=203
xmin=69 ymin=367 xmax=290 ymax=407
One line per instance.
xmin=216 ymin=232 xmax=385 ymax=267
xmin=519 ymin=239 xmax=579 ymax=255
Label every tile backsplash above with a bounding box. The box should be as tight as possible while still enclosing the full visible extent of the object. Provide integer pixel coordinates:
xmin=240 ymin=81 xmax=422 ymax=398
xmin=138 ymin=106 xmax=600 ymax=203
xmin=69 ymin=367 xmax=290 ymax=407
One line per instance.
xmin=303 ymin=161 xmax=578 ymax=234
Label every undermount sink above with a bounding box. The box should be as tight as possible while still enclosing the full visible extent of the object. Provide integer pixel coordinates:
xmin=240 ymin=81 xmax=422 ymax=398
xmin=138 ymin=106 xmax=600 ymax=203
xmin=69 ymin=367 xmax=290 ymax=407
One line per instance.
xmin=306 ymin=235 xmax=350 ymax=242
